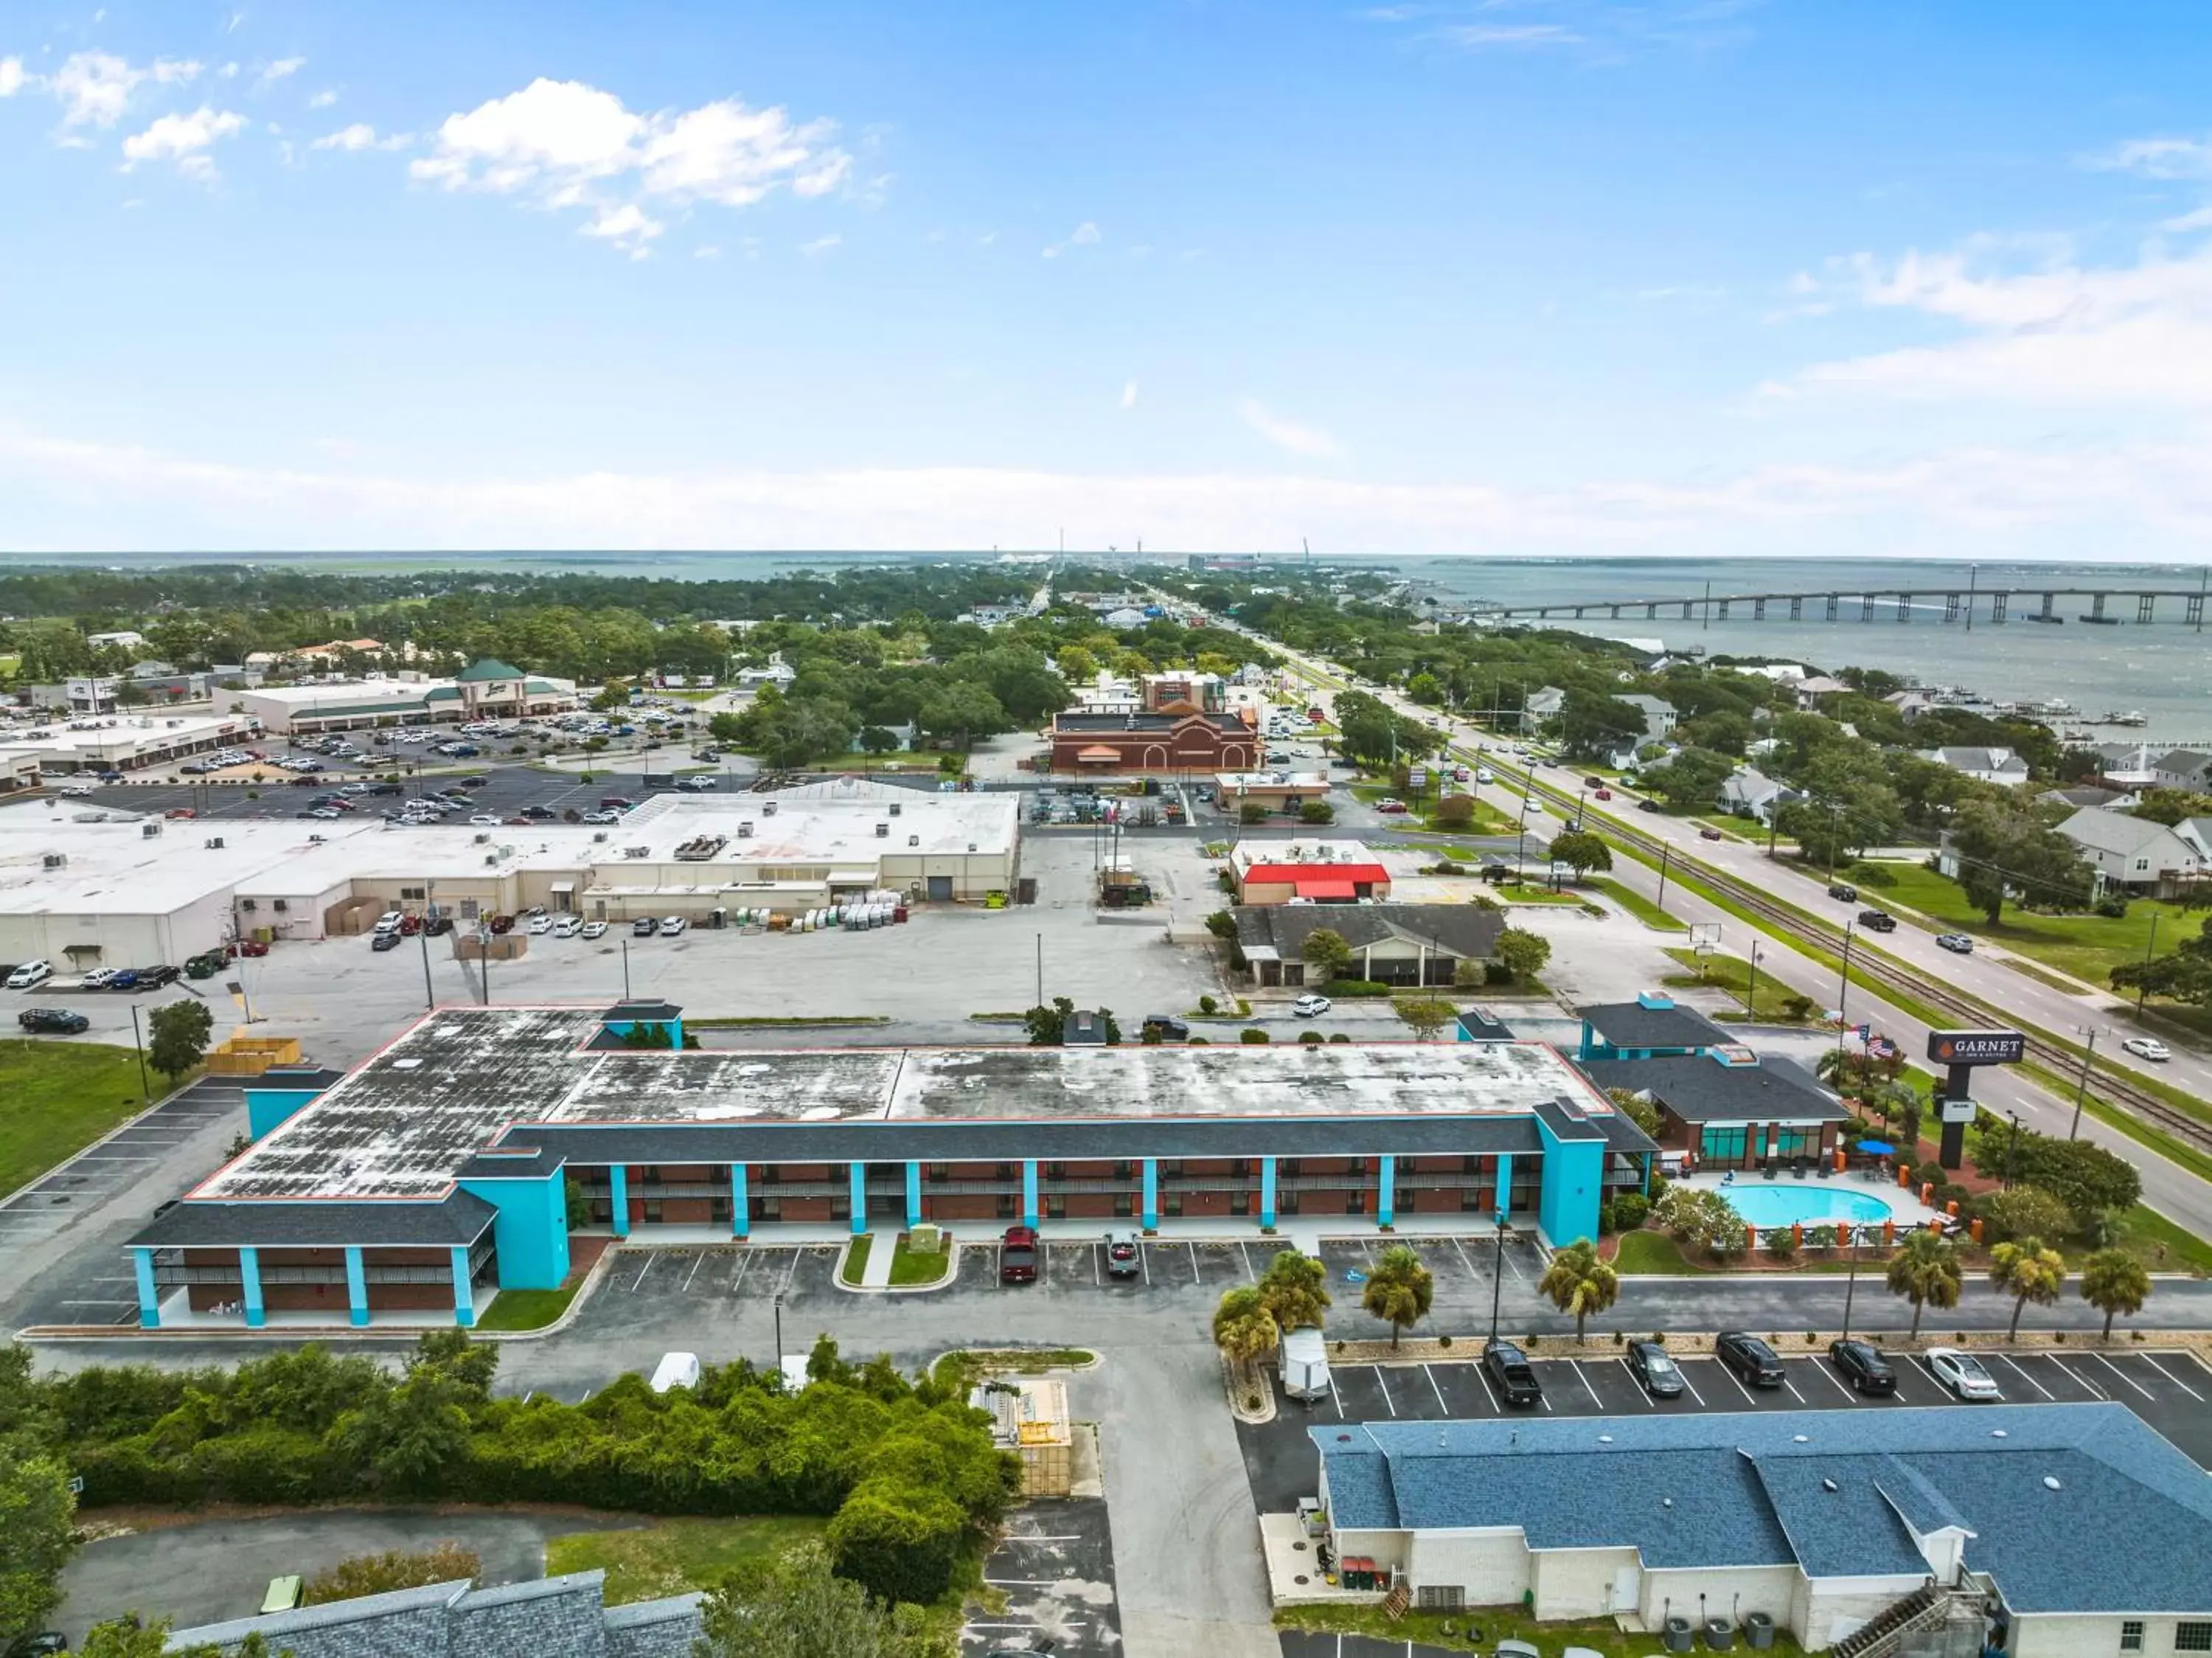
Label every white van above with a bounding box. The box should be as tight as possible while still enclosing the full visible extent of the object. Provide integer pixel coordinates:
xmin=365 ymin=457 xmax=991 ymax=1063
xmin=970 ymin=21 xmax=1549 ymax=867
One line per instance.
xmin=650 ymin=1350 xmax=702 ymax=1393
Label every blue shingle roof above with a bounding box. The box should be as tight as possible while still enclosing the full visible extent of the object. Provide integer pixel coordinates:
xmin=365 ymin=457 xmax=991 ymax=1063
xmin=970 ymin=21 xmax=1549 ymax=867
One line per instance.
xmin=1312 ymin=1404 xmax=2212 ymax=1616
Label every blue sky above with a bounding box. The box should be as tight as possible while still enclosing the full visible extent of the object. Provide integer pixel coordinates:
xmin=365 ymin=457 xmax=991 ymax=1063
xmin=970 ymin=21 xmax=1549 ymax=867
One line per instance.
xmin=3 ymin=1 xmax=2211 ymax=556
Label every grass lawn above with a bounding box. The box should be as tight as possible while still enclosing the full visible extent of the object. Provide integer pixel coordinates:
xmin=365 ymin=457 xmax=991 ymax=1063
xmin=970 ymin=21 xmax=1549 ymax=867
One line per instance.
xmin=1495 ymin=884 xmax=1585 ymax=906
xmin=1855 ymin=860 xmax=2204 ymax=987
xmin=1423 ymin=797 xmax=1514 ymax=836
xmin=889 ymin=1232 xmax=952 ymax=1286
xmin=1276 ymin=1601 xmax=1808 ymax=1656
xmin=1612 ymin=1229 xmax=1701 ymax=1274
xmin=2099 ymin=1204 xmax=2212 ymax=1277
xmin=475 ymin=1279 xmax=586 ymax=1331
xmin=1691 ymin=814 xmax=1757 ymax=840
xmin=839 ymin=1234 xmax=873 ymax=1286
xmin=1589 ymin=877 xmax=1680 ymax=929
xmin=1662 ymin=948 xmax=1820 ymax=1022
xmin=0 ymin=1040 xmax=157 ymax=1200
xmin=546 ymin=1516 xmax=827 ymax=1604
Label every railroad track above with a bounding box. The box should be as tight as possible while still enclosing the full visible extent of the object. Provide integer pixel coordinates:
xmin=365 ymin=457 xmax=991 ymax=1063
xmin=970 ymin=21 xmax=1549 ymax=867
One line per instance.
xmin=1506 ymin=770 xmax=2212 ymax=1159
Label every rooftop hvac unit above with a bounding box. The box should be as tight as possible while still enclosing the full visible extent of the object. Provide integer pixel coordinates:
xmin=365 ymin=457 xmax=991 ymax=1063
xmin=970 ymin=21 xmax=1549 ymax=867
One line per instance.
xmin=967 ymin=842 xmax=977 ymax=853
xmin=908 ymin=835 xmax=920 ymax=847
xmin=593 ymin=830 xmax=610 ymax=842
xmin=142 ymin=822 xmax=161 ymax=838
xmin=486 ymin=854 xmax=500 ymax=867
xmin=762 ymin=800 xmax=777 ymax=816
xmin=888 ymin=801 xmax=901 ymax=816
xmin=875 ymin=822 xmax=889 ymax=838
xmin=307 ymin=834 xmax=326 ymax=844
xmin=474 ymin=832 xmax=490 ymax=844
xmin=41 ymin=853 xmax=66 ymax=870
xmin=204 ymin=836 xmax=226 ymax=849
xmin=737 ymin=821 xmax=754 ymax=838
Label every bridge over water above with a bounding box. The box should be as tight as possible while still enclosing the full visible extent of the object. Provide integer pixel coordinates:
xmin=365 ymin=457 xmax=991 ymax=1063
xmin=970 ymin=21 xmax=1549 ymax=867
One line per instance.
xmin=1478 ymin=578 xmax=2211 ymax=630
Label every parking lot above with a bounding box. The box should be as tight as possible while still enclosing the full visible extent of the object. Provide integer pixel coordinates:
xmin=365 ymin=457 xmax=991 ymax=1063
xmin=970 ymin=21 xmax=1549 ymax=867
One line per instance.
xmin=75 ymin=760 xmax=745 ymax=827
xmin=965 ymin=1497 xmax=1121 ymax=1658
xmin=1237 ymin=1345 xmax=2212 ymax=1515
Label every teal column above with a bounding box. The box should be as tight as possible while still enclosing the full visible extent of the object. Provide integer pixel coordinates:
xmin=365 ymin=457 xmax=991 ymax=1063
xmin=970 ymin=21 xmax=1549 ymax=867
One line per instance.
xmin=1141 ymin=1159 xmax=1158 ymax=1229
xmin=1022 ymin=1160 xmax=1040 ymax=1229
xmin=344 ymin=1246 xmax=369 ymax=1328
xmin=1496 ymin=1153 xmax=1514 ymax=1215
xmin=731 ymin=1163 xmax=749 ymax=1238
xmin=451 ymin=1246 xmax=476 ymax=1327
xmin=133 ymin=1246 xmax=160 ymax=1328
xmin=1377 ymin=1156 xmax=1396 ymax=1227
xmin=849 ymin=1162 xmax=868 ymax=1234
xmin=609 ymin=1165 xmax=630 ymax=1238
xmin=905 ymin=1162 xmax=923 ymax=1228
xmin=239 ymin=1246 xmax=265 ymax=1328
xmin=1259 ymin=1156 xmax=1277 ymax=1229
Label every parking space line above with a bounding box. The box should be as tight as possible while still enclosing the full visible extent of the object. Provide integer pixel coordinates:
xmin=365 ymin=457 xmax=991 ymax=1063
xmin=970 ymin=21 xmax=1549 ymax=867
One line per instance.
xmin=2093 ymin=1353 xmax=2155 ymax=1400
xmin=1093 ymin=1243 xmax=1101 ymax=1288
xmin=1568 ymin=1361 xmax=1600 ymax=1409
xmin=1808 ymin=1358 xmax=1856 ymax=1401
xmin=1329 ymin=1381 xmax=1343 ymax=1419
xmin=1613 ymin=1359 xmax=1654 ymax=1408
xmin=1496 ymin=1243 xmax=1526 ymax=1283
xmin=776 ymin=1248 xmax=801 ymax=1297
xmin=1188 ymin=1242 xmax=1200 ymax=1285
xmin=630 ymin=1252 xmax=656 ymax=1291
xmin=1781 ymin=1370 xmax=1807 ymax=1404
xmin=1450 ymin=1236 xmax=1481 ymax=1280
xmin=680 ymin=1252 xmax=706 ymax=1292
xmin=1371 ymin=1367 xmax=1397 ymax=1418
xmin=1472 ymin=1361 xmax=1501 ymax=1412
xmin=1673 ymin=1364 xmax=1708 ymax=1408
xmin=1423 ymin=1364 xmax=1450 ymax=1414
xmin=1139 ymin=1244 xmax=1150 ymax=1287
xmin=1998 ymin=1356 xmax=2054 ymax=1401
xmin=1715 ymin=1361 xmax=1757 ymax=1405
xmin=2049 ymin=1355 xmax=2109 ymax=1401
xmin=728 ymin=1252 xmax=754 ymax=1292
xmin=1239 ymin=1242 xmax=1255 ymax=1283
xmin=2146 ymin=1355 xmax=2207 ymax=1402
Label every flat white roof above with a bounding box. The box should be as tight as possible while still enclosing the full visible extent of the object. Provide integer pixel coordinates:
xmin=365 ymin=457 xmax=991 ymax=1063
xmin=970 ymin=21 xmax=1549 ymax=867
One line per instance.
xmin=0 ymin=712 xmax=252 ymax=757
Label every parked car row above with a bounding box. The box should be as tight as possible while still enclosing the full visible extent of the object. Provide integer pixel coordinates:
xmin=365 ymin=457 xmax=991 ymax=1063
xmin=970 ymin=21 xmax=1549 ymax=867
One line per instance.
xmin=4 ymin=960 xmax=181 ymax=991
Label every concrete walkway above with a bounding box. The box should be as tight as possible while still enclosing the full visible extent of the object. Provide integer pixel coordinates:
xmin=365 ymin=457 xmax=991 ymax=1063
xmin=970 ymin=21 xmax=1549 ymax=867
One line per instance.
xmin=860 ymin=1234 xmax=896 ymax=1288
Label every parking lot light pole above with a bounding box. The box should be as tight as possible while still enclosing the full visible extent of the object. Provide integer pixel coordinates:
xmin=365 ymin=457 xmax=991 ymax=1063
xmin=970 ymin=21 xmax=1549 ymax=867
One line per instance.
xmin=1488 ymin=1212 xmax=1507 ymax=1344
xmin=476 ymin=924 xmax=493 ymax=1007
xmin=1834 ymin=923 xmax=1855 ymax=1081
xmin=622 ymin=938 xmax=632 ymax=1001
xmin=419 ymin=884 xmax=437 ymax=1011
xmin=773 ymin=1291 xmax=785 ymax=1367
xmin=1839 ymin=1224 xmax=1862 ymax=1341
xmin=128 ymin=1002 xmax=150 ymax=1101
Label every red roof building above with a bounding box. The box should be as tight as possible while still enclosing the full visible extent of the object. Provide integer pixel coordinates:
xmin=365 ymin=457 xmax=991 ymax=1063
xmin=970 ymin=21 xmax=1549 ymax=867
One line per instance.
xmin=1237 ymin=861 xmax=1391 ymax=906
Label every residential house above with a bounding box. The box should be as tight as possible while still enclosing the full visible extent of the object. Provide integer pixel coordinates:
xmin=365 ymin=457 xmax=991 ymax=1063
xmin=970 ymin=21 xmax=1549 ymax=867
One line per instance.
xmin=735 ymin=658 xmax=797 ymax=690
xmin=1618 ymin=693 xmax=1677 ymax=742
xmin=1308 ymin=1403 xmax=2212 ymax=1658
xmin=2038 ymin=784 xmax=2129 ymax=811
xmin=1519 ymin=685 xmax=1565 ymax=734
xmin=2152 ymin=748 xmax=2212 ymax=792
xmin=1099 ymin=606 xmax=1151 ymax=630
xmin=1918 ymin=746 xmax=2030 ymax=785
xmin=1717 ymin=766 xmax=1798 ymax=825
xmin=2057 ymin=806 xmax=2203 ymax=898
xmin=1233 ymin=903 xmax=1502 ymax=988
xmin=1790 ymin=673 xmax=1851 ymax=707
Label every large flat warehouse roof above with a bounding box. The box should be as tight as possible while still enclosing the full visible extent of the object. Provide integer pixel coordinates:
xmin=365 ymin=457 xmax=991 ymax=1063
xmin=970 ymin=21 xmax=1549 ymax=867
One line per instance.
xmin=195 ymin=1005 xmax=1619 ymax=1200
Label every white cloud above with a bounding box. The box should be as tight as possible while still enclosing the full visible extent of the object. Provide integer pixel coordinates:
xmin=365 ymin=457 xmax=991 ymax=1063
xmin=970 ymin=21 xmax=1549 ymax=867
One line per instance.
xmin=1776 ymin=238 xmax=2212 ymax=409
xmin=0 ymin=58 xmax=26 ymax=98
xmin=2090 ymin=135 xmax=2212 ymax=181
xmin=218 ymin=62 xmax=240 ymax=79
xmin=255 ymin=56 xmax=305 ymax=89
xmin=408 ymin=76 xmax=853 ymax=252
xmin=799 ymin=232 xmax=841 ymax=257
xmin=1043 ymin=220 xmax=1101 ymax=258
xmin=120 ymin=106 xmax=246 ymax=178
xmin=312 ymin=122 xmax=408 ymax=152
xmin=1237 ymin=397 xmax=1346 ymax=459
xmin=695 ymin=245 xmax=720 ymax=260
xmin=1120 ymin=381 xmax=1138 ymax=411
xmin=581 ymin=201 xmax=664 ymax=252
xmin=307 ymin=87 xmax=336 ymax=108
xmin=1437 ymin=23 xmax=1584 ymax=47
xmin=7 ymin=422 xmax=2208 ymax=561
xmin=2166 ymin=205 xmax=2212 ymax=234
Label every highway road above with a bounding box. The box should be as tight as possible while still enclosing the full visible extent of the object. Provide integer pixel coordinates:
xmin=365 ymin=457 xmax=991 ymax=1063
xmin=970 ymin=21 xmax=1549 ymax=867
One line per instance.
xmin=1183 ymin=604 xmax=2212 ymax=1235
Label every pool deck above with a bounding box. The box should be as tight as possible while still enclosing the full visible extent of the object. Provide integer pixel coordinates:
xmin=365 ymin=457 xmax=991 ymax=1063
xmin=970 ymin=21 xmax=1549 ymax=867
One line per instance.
xmin=1677 ymin=1168 xmax=1944 ymax=1231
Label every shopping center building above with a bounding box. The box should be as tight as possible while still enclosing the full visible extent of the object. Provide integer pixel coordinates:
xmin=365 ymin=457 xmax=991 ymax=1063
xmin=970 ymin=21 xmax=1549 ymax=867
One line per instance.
xmin=122 ymin=1004 xmax=1657 ymax=1329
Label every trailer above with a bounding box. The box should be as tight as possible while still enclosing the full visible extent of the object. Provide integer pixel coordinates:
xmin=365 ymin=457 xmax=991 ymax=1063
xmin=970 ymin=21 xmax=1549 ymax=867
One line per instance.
xmin=1279 ymin=1326 xmax=1332 ymax=1402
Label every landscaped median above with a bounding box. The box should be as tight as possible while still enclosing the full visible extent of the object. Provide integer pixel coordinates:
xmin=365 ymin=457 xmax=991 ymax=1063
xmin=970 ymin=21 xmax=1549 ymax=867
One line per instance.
xmin=840 ymin=1228 xmax=956 ymax=1289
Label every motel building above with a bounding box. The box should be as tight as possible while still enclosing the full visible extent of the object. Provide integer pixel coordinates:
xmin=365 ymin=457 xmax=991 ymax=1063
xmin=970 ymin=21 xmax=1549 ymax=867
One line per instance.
xmin=124 ymin=1003 xmax=1656 ymax=1330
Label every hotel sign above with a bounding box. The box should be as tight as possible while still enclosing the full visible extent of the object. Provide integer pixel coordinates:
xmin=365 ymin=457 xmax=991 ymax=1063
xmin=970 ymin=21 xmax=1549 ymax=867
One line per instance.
xmin=1927 ymin=1030 xmax=2026 ymax=1066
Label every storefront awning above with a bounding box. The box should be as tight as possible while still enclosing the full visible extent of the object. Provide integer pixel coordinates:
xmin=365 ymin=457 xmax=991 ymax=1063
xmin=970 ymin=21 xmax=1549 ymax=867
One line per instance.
xmin=1295 ymin=880 xmax=1357 ymax=900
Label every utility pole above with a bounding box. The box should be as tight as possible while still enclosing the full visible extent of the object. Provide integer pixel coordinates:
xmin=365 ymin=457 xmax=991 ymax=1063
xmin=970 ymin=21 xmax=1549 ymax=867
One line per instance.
xmin=622 ymin=937 xmax=633 ymax=1001
xmin=1655 ymin=842 xmax=1672 ymax=914
xmin=1035 ymin=932 xmax=1043 ymax=1008
xmin=1743 ymin=944 xmax=1764 ymax=1020
xmin=1834 ymin=923 xmax=1854 ymax=1081
xmin=2070 ymin=1028 xmax=2097 ymax=1140
xmin=1489 ymin=1213 xmax=1507 ymax=1343
xmin=418 ymin=885 xmax=437 ymax=1011
xmin=128 ymin=1002 xmax=150 ymax=1101
xmin=2136 ymin=915 xmax=2160 ymax=1012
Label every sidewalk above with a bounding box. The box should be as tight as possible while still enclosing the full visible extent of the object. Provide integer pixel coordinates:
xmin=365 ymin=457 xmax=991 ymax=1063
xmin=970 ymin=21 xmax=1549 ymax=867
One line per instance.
xmin=859 ymin=1235 xmax=895 ymax=1288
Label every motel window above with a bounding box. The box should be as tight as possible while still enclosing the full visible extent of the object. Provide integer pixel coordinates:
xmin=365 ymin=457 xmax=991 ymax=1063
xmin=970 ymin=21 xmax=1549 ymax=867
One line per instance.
xmin=1115 ymin=1160 xmax=1133 ymax=1179
xmin=1046 ymin=1162 xmax=1066 ymax=1179
xmin=1700 ymin=1126 xmax=1748 ymax=1163
xmin=1046 ymin=1195 xmax=1066 ymax=1218
xmin=1347 ymin=1190 xmax=1366 ymax=1215
xmin=996 ymin=1162 xmax=1015 ymax=1180
xmin=400 ymin=886 xmax=426 ymax=901
xmin=996 ymin=1193 xmax=1015 ymax=1218
xmin=2120 ymin=1623 xmax=2143 ymax=1652
xmin=1281 ymin=1159 xmax=1301 ymax=1177
xmin=2177 ymin=1625 xmax=2212 ymax=1653
xmin=1349 ymin=1157 xmax=1367 ymax=1176
xmin=1773 ymin=1127 xmax=1820 ymax=1159
xmin=928 ymin=1163 xmax=950 ymax=1183
xmin=1231 ymin=1190 xmax=1250 ymax=1216
xmin=1113 ymin=1194 xmax=1133 ymax=1218
xmin=641 ymin=1202 xmax=663 ymax=1225
xmin=1164 ymin=1193 xmax=1183 ymax=1217
xmin=1162 ymin=1160 xmax=1183 ymax=1177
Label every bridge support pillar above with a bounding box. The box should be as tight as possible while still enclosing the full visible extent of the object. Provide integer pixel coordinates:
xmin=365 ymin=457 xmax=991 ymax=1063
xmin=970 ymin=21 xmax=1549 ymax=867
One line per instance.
xmin=2039 ymin=592 xmax=2056 ymax=621
xmin=2189 ymin=593 xmax=2205 ymax=630
xmin=1787 ymin=595 xmax=1801 ymax=620
xmin=1680 ymin=600 xmax=1694 ymax=620
xmin=1715 ymin=599 xmax=1731 ymax=621
xmin=2090 ymin=592 xmax=2108 ymax=622
xmin=1944 ymin=592 xmax=1961 ymax=623
xmin=1608 ymin=604 xmax=1621 ymax=620
xmin=1572 ymin=606 xmax=1585 ymax=619
xmin=1861 ymin=594 xmax=1876 ymax=622
xmin=1751 ymin=597 xmax=1765 ymax=621
xmin=1990 ymin=592 xmax=2008 ymax=624
xmin=1645 ymin=602 xmax=1658 ymax=620
xmin=2138 ymin=593 xmax=2156 ymax=624
xmin=1824 ymin=592 xmax=1838 ymax=622
xmin=1896 ymin=592 xmax=1913 ymax=622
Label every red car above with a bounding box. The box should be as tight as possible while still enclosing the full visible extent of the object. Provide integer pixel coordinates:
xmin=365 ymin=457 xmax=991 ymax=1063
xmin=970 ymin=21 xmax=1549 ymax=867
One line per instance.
xmin=164 ymin=807 xmax=198 ymax=820
xmin=1700 ymin=827 xmax=1725 ymax=840
xmin=226 ymin=938 xmax=270 ymax=958
xmin=1000 ymin=1225 xmax=1040 ymax=1283
xmin=1593 ymin=788 xmax=1613 ymax=800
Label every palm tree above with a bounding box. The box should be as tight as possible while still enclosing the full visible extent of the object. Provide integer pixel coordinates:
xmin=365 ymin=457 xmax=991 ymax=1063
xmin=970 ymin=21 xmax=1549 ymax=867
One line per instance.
xmin=2079 ymin=1248 xmax=2152 ymax=1342
xmin=1212 ymin=1285 xmax=1280 ymax=1369
xmin=1538 ymin=1238 xmax=1619 ymax=1342
xmin=1361 ymin=1245 xmax=1434 ymax=1348
xmin=1885 ymin=1229 xmax=1963 ymax=1337
xmin=1256 ymin=1249 xmax=1332 ymax=1333
xmin=1989 ymin=1236 xmax=2066 ymax=1340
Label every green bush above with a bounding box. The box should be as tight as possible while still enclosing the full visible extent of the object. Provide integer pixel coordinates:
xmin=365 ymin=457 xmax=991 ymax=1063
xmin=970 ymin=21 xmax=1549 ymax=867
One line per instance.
xmin=1611 ymin=1191 xmax=1650 ymax=1229
xmin=1327 ymin=1033 xmax=1351 ymax=1044
xmin=827 ymin=1480 xmax=968 ymax=1604
xmin=1240 ymin=1027 xmax=1270 ymax=1044
xmin=1320 ymin=979 xmax=1391 ymax=998
xmin=1596 ymin=1201 xmax=1617 ymax=1236
xmin=1197 ymin=994 xmax=1219 ymax=1016
xmin=1484 ymin=960 xmax=1514 ymax=985
xmin=1298 ymin=1030 xmax=1324 ymax=1044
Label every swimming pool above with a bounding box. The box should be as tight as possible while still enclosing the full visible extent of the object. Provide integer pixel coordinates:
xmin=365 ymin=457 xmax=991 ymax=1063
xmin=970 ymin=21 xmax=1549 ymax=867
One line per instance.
xmin=1717 ymin=1184 xmax=1899 ymax=1229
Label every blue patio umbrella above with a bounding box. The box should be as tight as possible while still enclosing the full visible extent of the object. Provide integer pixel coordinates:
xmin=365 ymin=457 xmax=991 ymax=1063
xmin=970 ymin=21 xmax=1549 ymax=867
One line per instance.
xmin=1857 ymin=1140 xmax=1894 ymax=1155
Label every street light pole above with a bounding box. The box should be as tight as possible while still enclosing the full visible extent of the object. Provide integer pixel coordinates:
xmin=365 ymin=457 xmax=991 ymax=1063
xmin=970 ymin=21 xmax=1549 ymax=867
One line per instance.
xmin=2070 ymin=1028 xmax=2098 ymax=1140
xmin=1489 ymin=1213 xmax=1507 ymax=1343
xmin=128 ymin=1002 xmax=150 ymax=1101
xmin=418 ymin=884 xmax=437 ymax=1011
xmin=1839 ymin=1225 xmax=1861 ymax=1341
xmin=622 ymin=937 xmax=632 ymax=1001
xmin=1655 ymin=842 xmax=1672 ymax=914
xmin=477 ymin=924 xmax=492 ymax=1006
xmin=773 ymin=1291 xmax=785 ymax=1368
xmin=1834 ymin=923 xmax=1854 ymax=1079
xmin=1744 ymin=944 xmax=1764 ymax=1020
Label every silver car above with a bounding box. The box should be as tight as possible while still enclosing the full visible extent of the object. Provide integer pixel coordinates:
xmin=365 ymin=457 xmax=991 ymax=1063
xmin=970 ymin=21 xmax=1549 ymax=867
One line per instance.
xmin=1924 ymin=1347 xmax=2003 ymax=1400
